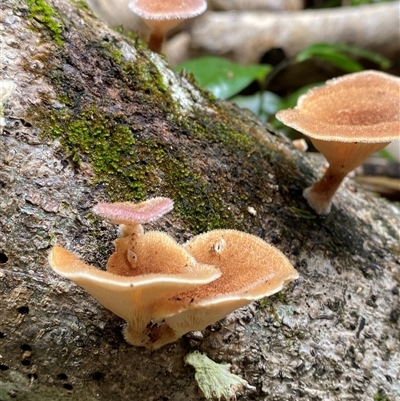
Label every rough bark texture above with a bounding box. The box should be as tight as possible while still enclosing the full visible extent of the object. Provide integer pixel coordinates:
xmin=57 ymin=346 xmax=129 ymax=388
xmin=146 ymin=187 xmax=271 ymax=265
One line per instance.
xmin=0 ymin=1 xmax=399 ymax=401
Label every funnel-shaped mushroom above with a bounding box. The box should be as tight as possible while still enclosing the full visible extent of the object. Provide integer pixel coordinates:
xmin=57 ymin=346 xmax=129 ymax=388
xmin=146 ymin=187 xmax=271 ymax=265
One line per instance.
xmin=148 ymin=229 xmax=298 ymax=349
xmin=49 ymin=232 xmax=220 ymax=347
xmin=93 ymin=197 xmax=173 ymax=237
xmin=276 ymin=70 xmax=400 ymax=214
xmin=128 ymin=0 xmax=207 ymax=53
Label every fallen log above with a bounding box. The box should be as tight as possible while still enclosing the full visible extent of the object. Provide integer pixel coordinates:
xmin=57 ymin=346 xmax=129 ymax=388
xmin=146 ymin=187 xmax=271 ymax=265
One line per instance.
xmin=0 ymin=1 xmax=399 ymax=400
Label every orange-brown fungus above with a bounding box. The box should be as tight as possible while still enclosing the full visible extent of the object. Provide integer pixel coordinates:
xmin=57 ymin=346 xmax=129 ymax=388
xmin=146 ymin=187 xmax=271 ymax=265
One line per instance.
xmin=149 ymin=229 xmax=298 ymax=348
xmin=276 ymin=70 xmax=400 ymax=214
xmin=128 ymin=0 xmax=207 ymax=53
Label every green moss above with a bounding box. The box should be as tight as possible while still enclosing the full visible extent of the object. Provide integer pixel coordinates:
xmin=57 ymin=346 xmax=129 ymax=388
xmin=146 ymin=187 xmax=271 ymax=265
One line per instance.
xmin=373 ymin=392 xmax=391 ymax=401
xmin=182 ymin=114 xmax=254 ymax=154
xmin=41 ymin=102 xmax=233 ymax=233
xmin=47 ymin=107 xmax=153 ymax=199
xmin=70 ymin=0 xmax=90 ymax=12
xmin=99 ymin=40 xmax=172 ymax=111
xmin=26 ymin=0 xmax=64 ymax=45
xmin=26 ymin=30 xmax=241 ymax=233
xmin=258 ymin=298 xmax=269 ymax=309
xmin=269 ymin=290 xmax=289 ymax=305
xmin=258 ymin=291 xmax=288 ymax=311
xmin=113 ymin=26 xmax=143 ymax=43
xmin=294 ymin=330 xmax=305 ymax=340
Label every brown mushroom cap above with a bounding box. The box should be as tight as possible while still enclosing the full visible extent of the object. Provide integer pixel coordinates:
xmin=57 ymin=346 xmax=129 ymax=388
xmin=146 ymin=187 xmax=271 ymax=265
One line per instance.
xmin=276 ymin=70 xmax=400 ymax=143
xmin=128 ymin=0 xmax=207 ymax=53
xmin=183 ymin=230 xmax=298 ymax=299
xmin=149 ymin=229 xmax=298 ymax=348
xmin=93 ymin=197 xmax=173 ymax=226
xmin=106 ymin=231 xmax=210 ymax=277
xmin=276 ymin=70 xmax=400 ymax=215
xmin=49 ymin=239 xmax=220 ymax=347
xmin=129 ymin=0 xmax=207 ymax=21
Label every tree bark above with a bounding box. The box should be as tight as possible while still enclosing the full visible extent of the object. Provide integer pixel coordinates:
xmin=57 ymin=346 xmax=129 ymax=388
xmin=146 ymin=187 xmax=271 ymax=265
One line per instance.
xmin=0 ymin=1 xmax=399 ymax=401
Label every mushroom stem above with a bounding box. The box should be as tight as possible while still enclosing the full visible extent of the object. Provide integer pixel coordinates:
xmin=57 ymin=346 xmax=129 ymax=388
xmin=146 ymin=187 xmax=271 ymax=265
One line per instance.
xmin=148 ymin=29 xmax=165 ymax=53
xmin=303 ymin=167 xmax=347 ymax=215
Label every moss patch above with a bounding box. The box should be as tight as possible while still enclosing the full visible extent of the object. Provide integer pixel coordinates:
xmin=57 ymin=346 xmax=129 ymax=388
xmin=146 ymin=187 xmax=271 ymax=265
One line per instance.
xmin=30 ymin=31 xmax=237 ymax=233
xmin=26 ymin=0 xmax=64 ymax=45
xmin=70 ymin=0 xmax=90 ymax=13
xmin=373 ymin=392 xmax=392 ymax=401
xmin=43 ymin=102 xmax=233 ymax=233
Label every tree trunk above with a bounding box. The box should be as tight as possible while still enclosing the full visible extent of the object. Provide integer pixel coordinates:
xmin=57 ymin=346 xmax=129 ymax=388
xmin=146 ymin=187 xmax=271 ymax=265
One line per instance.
xmin=0 ymin=1 xmax=399 ymax=400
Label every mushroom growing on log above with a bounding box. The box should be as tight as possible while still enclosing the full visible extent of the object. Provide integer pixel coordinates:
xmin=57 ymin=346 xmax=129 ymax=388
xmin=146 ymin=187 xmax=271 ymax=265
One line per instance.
xmin=128 ymin=0 xmax=207 ymax=53
xmin=276 ymin=70 xmax=400 ymax=214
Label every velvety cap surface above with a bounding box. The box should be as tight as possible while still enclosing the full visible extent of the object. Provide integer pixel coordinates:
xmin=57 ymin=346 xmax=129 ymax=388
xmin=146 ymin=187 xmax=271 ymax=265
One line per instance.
xmin=93 ymin=197 xmax=173 ymax=225
xmin=276 ymin=70 xmax=400 ymax=143
xmin=129 ymin=0 xmax=207 ymax=20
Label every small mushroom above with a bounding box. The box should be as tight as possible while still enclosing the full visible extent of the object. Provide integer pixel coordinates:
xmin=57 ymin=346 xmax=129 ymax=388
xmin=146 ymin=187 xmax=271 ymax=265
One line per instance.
xmin=128 ymin=0 xmax=207 ymax=53
xmin=93 ymin=197 xmax=173 ymax=236
xmin=48 ymin=232 xmax=220 ymax=347
xmin=276 ymin=70 xmax=400 ymax=214
xmin=149 ymin=229 xmax=298 ymax=349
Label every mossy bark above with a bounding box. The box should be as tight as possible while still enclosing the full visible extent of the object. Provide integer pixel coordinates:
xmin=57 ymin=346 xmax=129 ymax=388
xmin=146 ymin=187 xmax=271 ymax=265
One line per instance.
xmin=0 ymin=1 xmax=399 ymax=400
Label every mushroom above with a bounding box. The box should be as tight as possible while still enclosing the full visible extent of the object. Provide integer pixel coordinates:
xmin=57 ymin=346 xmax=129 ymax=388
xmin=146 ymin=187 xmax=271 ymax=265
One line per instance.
xmin=128 ymin=0 xmax=207 ymax=53
xmin=148 ymin=229 xmax=298 ymax=349
xmin=276 ymin=70 xmax=400 ymax=214
xmin=93 ymin=196 xmax=173 ymax=236
xmin=48 ymin=232 xmax=220 ymax=347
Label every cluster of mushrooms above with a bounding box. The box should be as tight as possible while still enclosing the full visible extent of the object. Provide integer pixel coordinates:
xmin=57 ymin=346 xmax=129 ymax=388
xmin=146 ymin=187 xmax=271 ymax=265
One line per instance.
xmin=48 ymin=12 xmax=400 ymax=349
xmin=127 ymin=0 xmax=400 ymax=214
xmin=49 ymin=197 xmax=298 ymax=349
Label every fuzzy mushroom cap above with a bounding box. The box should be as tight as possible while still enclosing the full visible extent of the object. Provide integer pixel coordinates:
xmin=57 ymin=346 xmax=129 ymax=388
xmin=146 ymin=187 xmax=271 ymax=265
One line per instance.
xmin=129 ymin=0 xmax=207 ymax=20
xmin=276 ymin=70 xmax=400 ymax=143
xmin=106 ymin=231 xmax=215 ymax=277
xmin=93 ymin=197 xmax=173 ymax=226
xmin=181 ymin=230 xmax=298 ymax=299
xmin=149 ymin=229 xmax=298 ymax=348
xmin=49 ymin=241 xmax=220 ymax=347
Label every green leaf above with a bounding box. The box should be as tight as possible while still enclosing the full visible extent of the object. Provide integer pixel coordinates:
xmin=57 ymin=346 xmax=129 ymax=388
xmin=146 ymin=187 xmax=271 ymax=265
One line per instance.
xmin=174 ymin=56 xmax=272 ymax=99
xmin=270 ymin=83 xmax=326 ymax=135
xmin=290 ymin=206 xmax=316 ymax=219
xmin=232 ymin=91 xmax=282 ymax=121
xmin=378 ymin=148 xmax=397 ymax=162
xmin=327 ymin=42 xmax=392 ymax=69
xmin=278 ymin=82 xmax=325 ymax=110
xmin=296 ymin=45 xmax=363 ymax=72
xmin=296 ymin=42 xmax=392 ymax=71
xmin=351 ymin=0 xmax=392 ymax=6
